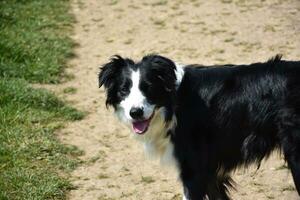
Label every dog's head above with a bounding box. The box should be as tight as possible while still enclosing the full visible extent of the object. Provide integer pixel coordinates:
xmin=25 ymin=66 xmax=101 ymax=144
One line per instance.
xmin=99 ymin=54 xmax=179 ymax=135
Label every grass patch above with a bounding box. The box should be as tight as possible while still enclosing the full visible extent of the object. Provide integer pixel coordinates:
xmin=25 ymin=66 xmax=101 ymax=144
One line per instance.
xmin=123 ymin=38 xmax=133 ymax=45
xmin=63 ymin=87 xmax=77 ymax=94
xmin=282 ymin=185 xmax=296 ymax=192
xmin=275 ymin=164 xmax=288 ymax=170
xmin=97 ymin=173 xmax=110 ymax=179
xmin=0 ymin=79 xmax=84 ymax=200
xmin=224 ymin=38 xmax=234 ymax=43
xmin=87 ymin=150 xmax=106 ymax=164
xmin=108 ymin=0 xmax=119 ymax=6
xmin=221 ymin=0 xmax=233 ymax=3
xmin=151 ymin=0 xmax=168 ymax=6
xmin=97 ymin=194 xmax=116 ymax=200
xmin=141 ymin=176 xmax=155 ymax=184
xmin=0 ymin=0 xmax=75 ymax=84
xmin=151 ymin=17 xmax=166 ymax=27
xmin=0 ymin=0 xmax=84 ymax=199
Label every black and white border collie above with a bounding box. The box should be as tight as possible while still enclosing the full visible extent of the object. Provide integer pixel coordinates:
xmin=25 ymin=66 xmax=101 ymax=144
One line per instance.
xmin=98 ymin=54 xmax=300 ymax=200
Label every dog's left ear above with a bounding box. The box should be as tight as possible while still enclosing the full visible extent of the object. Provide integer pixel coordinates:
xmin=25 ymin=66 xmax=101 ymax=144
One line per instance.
xmin=142 ymin=54 xmax=177 ymax=92
xmin=98 ymin=55 xmax=134 ymax=89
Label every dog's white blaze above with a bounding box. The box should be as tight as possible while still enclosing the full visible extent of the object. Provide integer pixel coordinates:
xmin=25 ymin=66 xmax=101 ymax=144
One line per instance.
xmin=175 ymin=63 xmax=185 ymax=88
xmin=119 ymin=69 xmax=154 ymax=121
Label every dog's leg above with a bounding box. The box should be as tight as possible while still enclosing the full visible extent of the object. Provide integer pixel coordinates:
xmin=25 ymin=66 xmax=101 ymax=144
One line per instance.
xmin=182 ymin=175 xmax=232 ymax=200
xmin=206 ymin=176 xmax=233 ymax=200
xmin=181 ymin=172 xmax=207 ymax=200
xmin=288 ymin=155 xmax=300 ymax=195
xmin=279 ymin=125 xmax=300 ymax=195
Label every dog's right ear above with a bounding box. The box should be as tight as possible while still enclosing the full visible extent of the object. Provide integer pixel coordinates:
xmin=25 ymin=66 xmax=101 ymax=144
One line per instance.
xmin=98 ymin=55 xmax=134 ymax=89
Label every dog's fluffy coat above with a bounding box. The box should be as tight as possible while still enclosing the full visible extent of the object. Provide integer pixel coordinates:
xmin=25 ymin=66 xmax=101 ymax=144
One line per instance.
xmin=99 ymin=54 xmax=300 ymax=200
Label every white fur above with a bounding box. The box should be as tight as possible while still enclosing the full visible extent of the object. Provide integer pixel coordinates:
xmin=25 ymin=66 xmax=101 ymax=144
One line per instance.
xmin=175 ymin=62 xmax=185 ymax=88
xmin=182 ymin=194 xmax=188 ymax=200
xmin=116 ymin=69 xmax=155 ymax=124
xmin=133 ymin=108 xmax=178 ymax=166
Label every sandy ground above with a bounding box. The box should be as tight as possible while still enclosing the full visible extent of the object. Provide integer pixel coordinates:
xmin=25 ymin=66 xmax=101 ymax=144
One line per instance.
xmin=56 ymin=0 xmax=300 ymax=199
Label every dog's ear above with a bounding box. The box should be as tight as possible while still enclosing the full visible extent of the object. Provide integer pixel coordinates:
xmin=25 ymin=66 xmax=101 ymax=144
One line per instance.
xmin=141 ymin=54 xmax=177 ymax=121
xmin=98 ymin=55 xmax=134 ymax=89
xmin=142 ymin=54 xmax=177 ymax=92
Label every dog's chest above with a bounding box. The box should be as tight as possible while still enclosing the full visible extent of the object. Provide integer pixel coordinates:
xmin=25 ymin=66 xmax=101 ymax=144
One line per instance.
xmin=131 ymin=107 xmax=179 ymax=171
xmin=143 ymin=135 xmax=177 ymax=167
xmin=141 ymin=118 xmax=179 ymax=169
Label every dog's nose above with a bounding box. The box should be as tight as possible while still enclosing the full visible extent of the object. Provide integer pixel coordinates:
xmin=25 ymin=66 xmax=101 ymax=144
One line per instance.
xmin=130 ymin=107 xmax=144 ymax=119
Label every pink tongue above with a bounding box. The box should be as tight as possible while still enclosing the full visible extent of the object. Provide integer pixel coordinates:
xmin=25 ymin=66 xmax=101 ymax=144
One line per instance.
xmin=132 ymin=120 xmax=150 ymax=134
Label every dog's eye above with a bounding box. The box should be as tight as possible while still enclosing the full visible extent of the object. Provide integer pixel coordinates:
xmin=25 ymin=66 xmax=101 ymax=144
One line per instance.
xmin=118 ymin=87 xmax=129 ymax=96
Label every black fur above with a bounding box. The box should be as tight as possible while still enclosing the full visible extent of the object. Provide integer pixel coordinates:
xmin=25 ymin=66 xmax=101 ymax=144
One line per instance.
xmin=99 ymin=54 xmax=300 ymax=200
xmin=139 ymin=55 xmax=177 ymax=121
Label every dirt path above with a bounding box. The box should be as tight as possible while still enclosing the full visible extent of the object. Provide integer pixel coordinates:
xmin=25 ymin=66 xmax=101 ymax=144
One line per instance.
xmin=57 ymin=0 xmax=300 ymax=199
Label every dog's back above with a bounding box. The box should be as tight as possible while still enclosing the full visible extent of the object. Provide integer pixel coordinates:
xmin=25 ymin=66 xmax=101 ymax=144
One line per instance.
xmin=172 ymin=57 xmax=300 ymax=199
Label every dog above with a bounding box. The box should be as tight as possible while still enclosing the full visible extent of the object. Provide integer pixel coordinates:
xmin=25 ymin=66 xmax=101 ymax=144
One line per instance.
xmin=98 ymin=54 xmax=300 ymax=200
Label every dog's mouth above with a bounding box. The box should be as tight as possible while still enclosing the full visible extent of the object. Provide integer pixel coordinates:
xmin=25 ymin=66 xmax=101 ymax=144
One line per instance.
xmin=132 ymin=114 xmax=154 ymax=135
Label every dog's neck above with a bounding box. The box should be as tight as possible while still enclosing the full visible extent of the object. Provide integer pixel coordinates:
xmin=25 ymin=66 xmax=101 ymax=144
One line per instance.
xmin=130 ymin=109 xmax=178 ymax=173
xmin=133 ymin=107 xmax=176 ymax=159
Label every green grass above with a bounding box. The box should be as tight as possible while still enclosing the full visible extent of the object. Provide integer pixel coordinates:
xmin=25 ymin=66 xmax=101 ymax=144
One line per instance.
xmin=0 ymin=0 xmax=75 ymax=84
xmin=0 ymin=79 xmax=84 ymax=200
xmin=63 ymin=87 xmax=77 ymax=94
xmin=0 ymin=0 xmax=84 ymax=199
xmin=141 ymin=176 xmax=155 ymax=184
